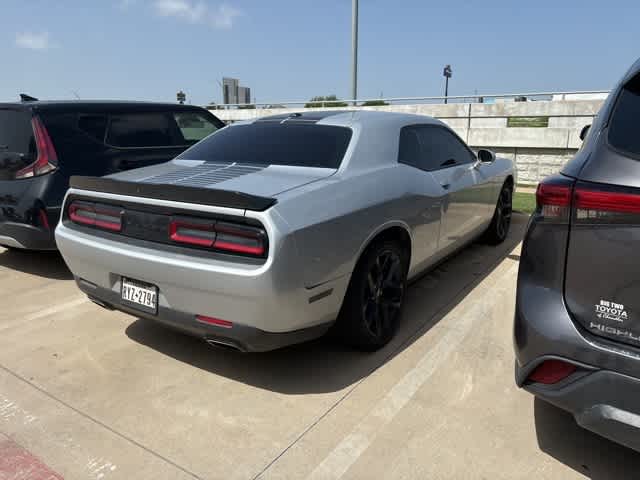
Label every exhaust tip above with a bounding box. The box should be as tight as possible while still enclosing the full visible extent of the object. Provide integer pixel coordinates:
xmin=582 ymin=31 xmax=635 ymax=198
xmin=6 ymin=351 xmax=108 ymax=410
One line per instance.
xmin=205 ymin=338 xmax=244 ymax=352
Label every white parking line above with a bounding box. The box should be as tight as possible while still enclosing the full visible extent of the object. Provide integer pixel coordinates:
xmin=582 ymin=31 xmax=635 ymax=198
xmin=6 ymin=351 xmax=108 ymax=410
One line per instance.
xmin=307 ymin=261 xmax=518 ymax=480
xmin=23 ymin=297 xmax=89 ymax=322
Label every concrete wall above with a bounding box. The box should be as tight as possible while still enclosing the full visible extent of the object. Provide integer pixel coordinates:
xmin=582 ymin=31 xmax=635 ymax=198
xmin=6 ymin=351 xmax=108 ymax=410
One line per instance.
xmin=210 ymin=99 xmax=605 ymax=185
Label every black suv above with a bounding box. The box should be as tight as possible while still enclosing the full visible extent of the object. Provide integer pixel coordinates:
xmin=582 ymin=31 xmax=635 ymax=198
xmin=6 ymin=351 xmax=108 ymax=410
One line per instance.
xmin=0 ymin=100 xmax=224 ymax=250
xmin=514 ymin=57 xmax=640 ymax=451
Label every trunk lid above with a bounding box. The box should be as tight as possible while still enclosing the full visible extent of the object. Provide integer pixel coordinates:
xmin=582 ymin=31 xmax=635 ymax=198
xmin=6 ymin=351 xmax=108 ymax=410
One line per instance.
xmin=564 ymin=71 xmax=640 ymax=348
xmin=108 ymin=160 xmax=336 ymax=198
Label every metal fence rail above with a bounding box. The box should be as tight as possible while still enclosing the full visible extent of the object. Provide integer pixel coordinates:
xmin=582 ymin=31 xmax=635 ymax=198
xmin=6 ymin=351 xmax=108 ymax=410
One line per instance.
xmin=210 ymin=90 xmax=610 ymax=110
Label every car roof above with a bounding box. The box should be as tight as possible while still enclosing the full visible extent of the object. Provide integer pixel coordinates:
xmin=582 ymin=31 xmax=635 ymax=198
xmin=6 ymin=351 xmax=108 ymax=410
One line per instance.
xmin=247 ymin=109 xmax=444 ymax=129
xmin=0 ymin=100 xmax=212 ymax=114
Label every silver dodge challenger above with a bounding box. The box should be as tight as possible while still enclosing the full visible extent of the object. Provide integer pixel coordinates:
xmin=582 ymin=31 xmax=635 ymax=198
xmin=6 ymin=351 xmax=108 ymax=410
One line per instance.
xmin=55 ymin=110 xmax=515 ymax=352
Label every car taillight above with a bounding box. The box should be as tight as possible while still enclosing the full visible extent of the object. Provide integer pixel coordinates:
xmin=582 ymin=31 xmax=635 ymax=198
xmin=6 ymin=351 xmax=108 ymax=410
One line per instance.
xmin=527 ymin=360 xmax=577 ymax=385
xmin=535 ymin=175 xmax=574 ymax=223
xmin=573 ymin=183 xmax=640 ymax=223
xmin=68 ymin=201 xmax=123 ymax=232
xmin=169 ymin=218 xmax=267 ymax=257
xmin=15 ymin=116 xmax=58 ymax=179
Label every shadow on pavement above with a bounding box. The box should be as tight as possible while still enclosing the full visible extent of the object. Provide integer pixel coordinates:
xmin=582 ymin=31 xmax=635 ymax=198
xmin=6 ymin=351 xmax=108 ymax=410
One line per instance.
xmin=534 ymin=398 xmax=640 ymax=479
xmin=0 ymin=248 xmax=72 ymax=280
xmin=125 ymin=214 xmax=527 ymax=394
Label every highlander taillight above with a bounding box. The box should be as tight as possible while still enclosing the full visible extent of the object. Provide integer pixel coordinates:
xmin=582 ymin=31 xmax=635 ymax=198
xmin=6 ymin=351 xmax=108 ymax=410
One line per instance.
xmin=169 ymin=217 xmax=267 ymax=257
xmin=15 ymin=116 xmax=58 ymax=179
xmin=535 ymin=175 xmax=575 ymax=223
xmin=573 ymin=184 xmax=640 ymax=223
xmin=68 ymin=201 xmax=123 ymax=232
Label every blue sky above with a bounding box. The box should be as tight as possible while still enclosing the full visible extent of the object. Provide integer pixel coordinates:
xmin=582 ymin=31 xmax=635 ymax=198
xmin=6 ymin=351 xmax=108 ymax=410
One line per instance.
xmin=1 ymin=0 xmax=639 ymax=105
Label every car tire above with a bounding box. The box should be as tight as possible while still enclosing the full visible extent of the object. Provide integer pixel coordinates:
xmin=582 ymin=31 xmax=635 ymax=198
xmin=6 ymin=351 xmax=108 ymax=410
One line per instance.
xmin=334 ymin=239 xmax=408 ymax=351
xmin=484 ymin=181 xmax=513 ymax=245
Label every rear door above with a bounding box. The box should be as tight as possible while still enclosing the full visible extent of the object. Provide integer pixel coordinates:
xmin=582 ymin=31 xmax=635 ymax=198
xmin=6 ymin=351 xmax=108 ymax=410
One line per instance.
xmin=564 ymin=72 xmax=640 ymax=348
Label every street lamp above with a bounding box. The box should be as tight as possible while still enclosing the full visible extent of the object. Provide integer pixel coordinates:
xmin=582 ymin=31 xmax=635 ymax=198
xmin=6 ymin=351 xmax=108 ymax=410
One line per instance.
xmin=351 ymin=0 xmax=358 ymax=105
xmin=443 ymin=65 xmax=452 ymax=104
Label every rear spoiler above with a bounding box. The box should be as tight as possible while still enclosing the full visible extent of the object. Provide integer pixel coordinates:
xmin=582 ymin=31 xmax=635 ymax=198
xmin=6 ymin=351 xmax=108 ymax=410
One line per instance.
xmin=69 ymin=176 xmax=277 ymax=212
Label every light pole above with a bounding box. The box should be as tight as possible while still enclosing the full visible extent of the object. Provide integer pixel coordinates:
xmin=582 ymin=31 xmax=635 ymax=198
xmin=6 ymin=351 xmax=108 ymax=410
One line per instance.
xmin=443 ymin=65 xmax=452 ymax=104
xmin=351 ymin=0 xmax=358 ymax=105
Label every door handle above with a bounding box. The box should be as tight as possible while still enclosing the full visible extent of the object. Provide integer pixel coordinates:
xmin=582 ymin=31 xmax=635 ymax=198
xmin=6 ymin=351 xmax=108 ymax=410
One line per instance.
xmin=441 ymin=183 xmax=450 ymax=190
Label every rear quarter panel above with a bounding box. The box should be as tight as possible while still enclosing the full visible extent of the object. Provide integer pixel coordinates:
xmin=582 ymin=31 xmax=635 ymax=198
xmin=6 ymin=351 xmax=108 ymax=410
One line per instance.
xmin=273 ymin=164 xmax=442 ymax=288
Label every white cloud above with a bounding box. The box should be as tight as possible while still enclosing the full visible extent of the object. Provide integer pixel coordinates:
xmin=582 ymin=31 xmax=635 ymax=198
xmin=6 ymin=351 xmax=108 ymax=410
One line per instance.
xmin=15 ymin=32 xmax=52 ymax=50
xmin=153 ymin=0 xmax=241 ymax=28
xmin=211 ymin=4 xmax=241 ymax=29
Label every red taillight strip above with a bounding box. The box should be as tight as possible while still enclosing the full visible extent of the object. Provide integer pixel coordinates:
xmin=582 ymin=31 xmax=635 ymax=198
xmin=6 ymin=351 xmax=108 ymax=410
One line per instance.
xmin=168 ymin=218 xmax=266 ymax=257
xmin=528 ymin=360 xmax=577 ymax=385
xmin=68 ymin=202 xmax=122 ymax=232
xmin=169 ymin=220 xmax=216 ymax=247
xmin=196 ymin=315 xmax=233 ymax=328
xmin=574 ymin=188 xmax=640 ymax=214
xmin=536 ymin=183 xmax=572 ymax=207
xmin=212 ymin=240 xmax=265 ymax=256
xmin=38 ymin=209 xmax=50 ymax=230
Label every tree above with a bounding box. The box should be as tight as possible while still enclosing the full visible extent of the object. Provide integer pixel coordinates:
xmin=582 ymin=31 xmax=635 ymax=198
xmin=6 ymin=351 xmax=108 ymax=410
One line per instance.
xmin=361 ymin=100 xmax=389 ymax=106
xmin=305 ymin=95 xmax=349 ymax=108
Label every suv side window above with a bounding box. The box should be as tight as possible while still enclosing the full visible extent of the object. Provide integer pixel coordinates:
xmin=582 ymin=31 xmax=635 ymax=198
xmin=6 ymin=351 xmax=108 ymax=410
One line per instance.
xmin=77 ymin=114 xmax=108 ymax=143
xmin=173 ymin=112 xmax=219 ymax=144
xmin=106 ymin=113 xmax=179 ymax=148
xmin=608 ymin=73 xmax=640 ymax=157
xmin=399 ymin=125 xmax=475 ymax=171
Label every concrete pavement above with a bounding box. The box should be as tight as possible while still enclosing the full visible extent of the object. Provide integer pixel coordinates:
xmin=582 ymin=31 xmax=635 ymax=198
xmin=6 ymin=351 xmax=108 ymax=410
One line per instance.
xmin=1 ymin=215 xmax=639 ymax=479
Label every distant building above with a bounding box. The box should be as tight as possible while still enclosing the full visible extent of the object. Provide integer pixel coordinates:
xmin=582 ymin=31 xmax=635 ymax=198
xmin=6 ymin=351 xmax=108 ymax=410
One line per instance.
xmin=223 ymin=77 xmax=239 ymax=104
xmin=222 ymin=77 xmax=252 ymax=105
xmin=238 ymin=86 xmax=251 ymax=104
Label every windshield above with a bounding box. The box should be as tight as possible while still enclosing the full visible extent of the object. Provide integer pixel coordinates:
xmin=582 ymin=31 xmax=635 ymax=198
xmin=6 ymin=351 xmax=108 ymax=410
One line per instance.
xmin=177 ymin=122 xmax=352 ymax=169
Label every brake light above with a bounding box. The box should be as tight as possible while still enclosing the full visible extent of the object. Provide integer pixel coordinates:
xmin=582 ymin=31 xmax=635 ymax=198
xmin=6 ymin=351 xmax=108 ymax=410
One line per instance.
xmin=68 ymin=201 xmax=123 ymax=232
xmin=527 ymin=360 xmax=577 ymax=385
xmin=169 ymin=218 xmax=266 ymax=257
xmin=573 ymin=186 xmax=640 ymax=222
xmin=15 ymin=116 xmax=58 ymax=179
xmin=535 ymin=176 xmax=574 ymax=222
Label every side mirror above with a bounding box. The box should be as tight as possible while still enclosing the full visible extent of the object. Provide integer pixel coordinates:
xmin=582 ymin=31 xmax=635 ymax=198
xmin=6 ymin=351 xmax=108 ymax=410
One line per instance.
xmin=477 ymin=149 xmax=496 ymax=164
xmin=579 ymin=124 xmax=591 ymax=142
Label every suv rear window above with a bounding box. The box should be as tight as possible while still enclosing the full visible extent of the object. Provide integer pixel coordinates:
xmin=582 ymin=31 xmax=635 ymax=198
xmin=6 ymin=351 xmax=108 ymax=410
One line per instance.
xmin=106 ymin=113 xmax=178 ymax=148
xmin=609 ymin=73 xmax=640 ymax=156
xmin=0 ymin=109 xmax=36 ymax=180
xmin=177 ymin=123 xmax=353 ymax=169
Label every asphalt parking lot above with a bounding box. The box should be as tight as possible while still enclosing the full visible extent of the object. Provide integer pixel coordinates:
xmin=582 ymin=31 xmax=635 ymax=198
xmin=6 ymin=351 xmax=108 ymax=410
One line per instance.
xmin=1 ymin=213 xmax=640 ymax=479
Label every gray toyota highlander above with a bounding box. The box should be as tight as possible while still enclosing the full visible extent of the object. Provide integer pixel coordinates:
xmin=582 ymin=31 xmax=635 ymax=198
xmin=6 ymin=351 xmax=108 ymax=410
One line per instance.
xmin=515 ymin=57 xmax=640 ymax=452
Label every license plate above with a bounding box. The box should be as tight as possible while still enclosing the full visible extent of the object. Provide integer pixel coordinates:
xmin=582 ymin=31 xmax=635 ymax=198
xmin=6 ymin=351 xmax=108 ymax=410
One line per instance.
xmin=121 ymin=277 xmax=158 ymax=313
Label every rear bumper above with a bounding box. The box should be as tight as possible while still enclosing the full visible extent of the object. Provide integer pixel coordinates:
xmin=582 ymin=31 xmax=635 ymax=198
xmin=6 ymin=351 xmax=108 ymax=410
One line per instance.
xmin=514 ymin=282 xmax=640 ymax=451
xmin=519 ymin=363 xmax=640 ymax=452
xmin=55 ymin=223 xmax=350 ymax=345
xmin=0 ymin=221 xmax=56 ymax=250
xmin=78 ymin=278 xmax=331 ymax=352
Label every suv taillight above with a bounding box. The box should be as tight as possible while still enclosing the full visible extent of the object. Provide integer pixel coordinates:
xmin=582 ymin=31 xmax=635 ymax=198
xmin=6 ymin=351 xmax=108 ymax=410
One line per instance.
xmin=15 ymin=116 xmax=58 ymax=179
xmin=535 ymin=175 xmax=575 ymax=223
xmin=573 ymin=183 xmax=640 ymax=223
xmin=68 ymin=201 xmax=123 ymax=232
xmin=169 ymin=217 xmax=267 ymax=257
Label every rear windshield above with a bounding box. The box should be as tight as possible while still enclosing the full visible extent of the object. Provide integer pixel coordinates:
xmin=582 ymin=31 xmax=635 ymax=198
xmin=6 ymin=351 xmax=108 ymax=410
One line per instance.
xmin=177 ymin=123 xmax=353 ymax=169
xmin=0 ymin=109 xmax=36 ymax=180
xmin=609 ymin=74 xmax=640 ymax=156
